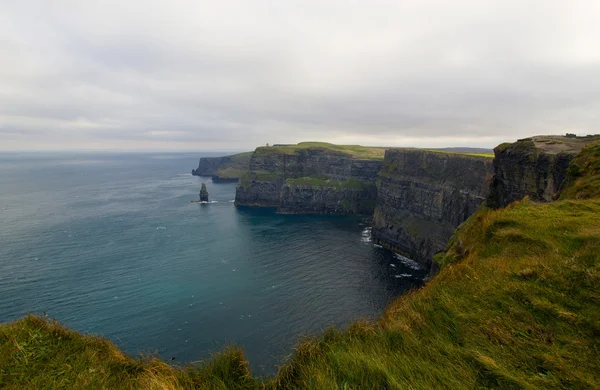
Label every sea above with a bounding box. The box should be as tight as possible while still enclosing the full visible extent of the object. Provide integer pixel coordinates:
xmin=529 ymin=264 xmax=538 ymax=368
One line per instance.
xmin=0 ymin=152 xmax=426 ymax=374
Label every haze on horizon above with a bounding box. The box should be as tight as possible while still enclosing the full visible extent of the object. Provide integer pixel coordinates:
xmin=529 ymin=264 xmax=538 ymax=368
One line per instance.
xmin=1 ymin=1 xmax=599 ymax=152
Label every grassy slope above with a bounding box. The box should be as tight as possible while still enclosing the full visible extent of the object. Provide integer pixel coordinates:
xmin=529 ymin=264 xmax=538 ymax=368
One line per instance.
xmin=2 ymin=142 xmax=599 ymax=389
xmin=214 ymin=152 xmax=253 ymax=179
xmin=560 ymin=141 xmax=600 ymax=200
xmin=0 ymin=316 xmax=257 ymax=389
xmin=273 ymin=197 xmax=600 ymax=389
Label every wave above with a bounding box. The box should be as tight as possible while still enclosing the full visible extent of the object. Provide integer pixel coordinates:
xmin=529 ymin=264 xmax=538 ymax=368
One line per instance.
xmin=393 ymin=253 xmax=421 ymax=270
xmin=361 ymin=227 xmax=372 ymax=243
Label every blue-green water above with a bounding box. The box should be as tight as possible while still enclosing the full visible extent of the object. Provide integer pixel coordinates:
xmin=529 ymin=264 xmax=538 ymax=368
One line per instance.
xmin=0 ymin=152 xmax=425 ymax=374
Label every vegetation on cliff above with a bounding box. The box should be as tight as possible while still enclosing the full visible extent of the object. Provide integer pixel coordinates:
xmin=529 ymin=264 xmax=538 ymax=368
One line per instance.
xmin=255 ymin=142 xmax=386 ymax=160
xmin=192 ymin=152 xmax=252 ymax=179
xmin=425 ymin=149 xmax=494 ymax=158
xmin=560 ymin=141 xmax=600 ymax=200
xmin=2 ymin=142 xmax=599 ymax=389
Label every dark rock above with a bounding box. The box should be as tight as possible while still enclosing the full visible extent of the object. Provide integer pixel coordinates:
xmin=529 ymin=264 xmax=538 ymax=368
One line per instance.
xmin=371 ymin=149 xmax=493 ymax=269
xmin=191 ymin=152 xmax=252 ymax=179
xmin=199 ymin=183 xmax=209 ymax=202
xmin=234 ymin=147 xmax=382 ymax=215
xmin=486 ymin=136 xmax=594 ymax=208
xmin=211 ymin=175 xmax=239 ymax=183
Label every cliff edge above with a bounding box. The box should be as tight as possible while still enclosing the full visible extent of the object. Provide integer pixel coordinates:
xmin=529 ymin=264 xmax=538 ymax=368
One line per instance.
xmin=235 ymin=143 xmax=383 ymax=215
xmin=488 ymin=135 xmax=600 ymax=208
xmin=372 ymin=149 xmax=493 ymax=268
xmin=191 ymin=152 xmax=252 ymax=182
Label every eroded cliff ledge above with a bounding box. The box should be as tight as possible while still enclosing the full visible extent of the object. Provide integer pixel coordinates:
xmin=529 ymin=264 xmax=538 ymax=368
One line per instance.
xmin=234 ymin=143 xmax=383 ymax=215
xmin=487 ymin=135 xmax=600 ymax=208
xmin=372 ymin=149 xmax=493 ymax=268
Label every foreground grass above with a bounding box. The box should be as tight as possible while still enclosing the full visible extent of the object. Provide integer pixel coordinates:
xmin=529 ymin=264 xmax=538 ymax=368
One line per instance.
xmin=0 ymin=316 xmax=259 ymax=389
xmin=2 ymin=144 xmax=599 ymax=389
xmin=273 ymin=197 xmax=600 ymax=389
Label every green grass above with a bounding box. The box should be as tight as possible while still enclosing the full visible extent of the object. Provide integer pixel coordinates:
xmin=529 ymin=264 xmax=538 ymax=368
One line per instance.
xmin=2 ymin=142 xmax=600 ymax=389
xmin=425 ymin=149 xmax=495 ymax=158
xmin=256 ymin=142 xmax=386 ymax=160
xmin=214 ymin=167 xmax=247 ymax=179
xmin=211 ymin=152 xmax=253 ymax=178
xmin=560 ymin=141 xmax=600 ymax=200
xmin=272 ymin=197 xmax=600 ymax=389
xmin=0 ymin=315 xmax=259 ymax=389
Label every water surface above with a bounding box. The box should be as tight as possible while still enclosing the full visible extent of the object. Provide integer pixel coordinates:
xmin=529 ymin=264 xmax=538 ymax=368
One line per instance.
xmin=0 ymin=152 xmax=425 ymax=373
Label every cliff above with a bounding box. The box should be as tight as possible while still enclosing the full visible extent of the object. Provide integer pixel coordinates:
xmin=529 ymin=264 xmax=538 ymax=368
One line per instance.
xmin=372 ymin=149 xmax=493 ymax=268
xmin=235 ymin=143 xmax=383 ymax=215
xmin=191 ymin=152 xmax=252 ymax=182
xmin=3 ymin=140 xmax=600 ymax=389
xmin=487 ymin=135 xmax=600 ymax=208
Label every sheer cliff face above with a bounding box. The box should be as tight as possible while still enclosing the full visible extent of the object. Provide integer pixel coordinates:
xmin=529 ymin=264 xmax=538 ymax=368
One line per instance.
xmin=191 ymin=152 xmax=252 ymax=180
xmin=487 ymin=137 xmax=587 ymax=209
xmin=372 ymin=150 xmax=493 ymax=268
xmin=192 ymin=156 xmax=233 ymax=176
xmin=235 ymin=147 xmax=381 ymax=215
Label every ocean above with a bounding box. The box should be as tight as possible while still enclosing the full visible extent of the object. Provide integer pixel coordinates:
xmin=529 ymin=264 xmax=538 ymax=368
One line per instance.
xmin=0 ymin=152 xmax=425 ymax=374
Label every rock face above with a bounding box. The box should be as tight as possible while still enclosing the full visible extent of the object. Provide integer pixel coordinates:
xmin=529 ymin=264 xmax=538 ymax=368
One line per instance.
xmin=235 ymin=147 xmax=382 ymax=215
xmin=199 ymin=183 xmax=209 ymax=202
xmin=192 ymin=156 xmax=233 ymax=176
xmin=191 ymin=152 xmax=252 ymax=181
xmin=487 ymin=136 xmax=599 ymax=208
xmin=211 ymin=175 xmax=239 ymax=183
xmin=372 ymin=149 xmax=493 ymax=269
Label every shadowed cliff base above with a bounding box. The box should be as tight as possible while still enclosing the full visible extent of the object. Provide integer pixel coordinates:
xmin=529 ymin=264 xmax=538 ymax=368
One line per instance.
xmin=2 ymin=139 xmax=599 ymax=389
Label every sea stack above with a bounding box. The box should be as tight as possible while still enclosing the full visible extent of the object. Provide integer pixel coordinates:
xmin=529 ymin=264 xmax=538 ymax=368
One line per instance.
xmin=199 ymin=183 xmax=209 ymax=202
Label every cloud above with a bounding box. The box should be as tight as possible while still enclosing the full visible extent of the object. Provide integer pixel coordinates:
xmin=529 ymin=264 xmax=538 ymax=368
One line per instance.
xmin=0 ymin=0 xmax=599 ymax=151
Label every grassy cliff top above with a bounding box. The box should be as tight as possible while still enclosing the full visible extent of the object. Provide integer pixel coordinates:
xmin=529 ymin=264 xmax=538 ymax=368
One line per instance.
xmin=532 ymin=135 xmax=600 ymax=154
xmin=213 ymin=152 xmax=253 ymax=178
xmin=496 ymin=135 xmax=600 ymax=155
xmin=255 ymin=142 xmax=386 ymax=160
xmin=2 ymin=142 xmax=600 ymax=389
xmin=424 ymin=149 xmax=494 ymax=158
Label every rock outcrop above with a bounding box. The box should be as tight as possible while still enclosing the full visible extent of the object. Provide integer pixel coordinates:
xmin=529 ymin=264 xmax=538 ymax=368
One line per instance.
xmin=487 ymin=135 xmax=600 ymax=208
xmin=235 ymin=145 xmax=382 ymax=215
xmin=372 ymin=149 xmax=493 ymax=269
xmin=199 ymin=183 xmax=209 ymax=202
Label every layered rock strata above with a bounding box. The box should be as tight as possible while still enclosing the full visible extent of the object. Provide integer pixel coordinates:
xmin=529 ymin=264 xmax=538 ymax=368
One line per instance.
xmin=235 ymin=147 xmax=381 ymax=215
xmin=487 ymin=135 xmax=600 ymax=208
xmin=372 ymin=150 xmax=493 ymax=268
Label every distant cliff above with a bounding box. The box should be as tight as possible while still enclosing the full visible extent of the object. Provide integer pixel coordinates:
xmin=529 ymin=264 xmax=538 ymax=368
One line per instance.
xmin=487 ymin=135 xmax=600 ymax=208
xmin=372 ymin=150 xmax=493 ymax=268
xmin=191 ymin=152 xmax=252 ymax=182
xmin=235 ymin=143 xmax=383 ymax=215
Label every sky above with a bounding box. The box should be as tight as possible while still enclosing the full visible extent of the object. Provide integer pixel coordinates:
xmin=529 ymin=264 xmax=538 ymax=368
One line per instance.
xmin=1 ymin=1 xmax=599 ymax=152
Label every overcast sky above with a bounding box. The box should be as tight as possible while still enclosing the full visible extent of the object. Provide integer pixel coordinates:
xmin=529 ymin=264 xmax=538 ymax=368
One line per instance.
xmin=1 ymin=1 xmax=599 ymax=151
